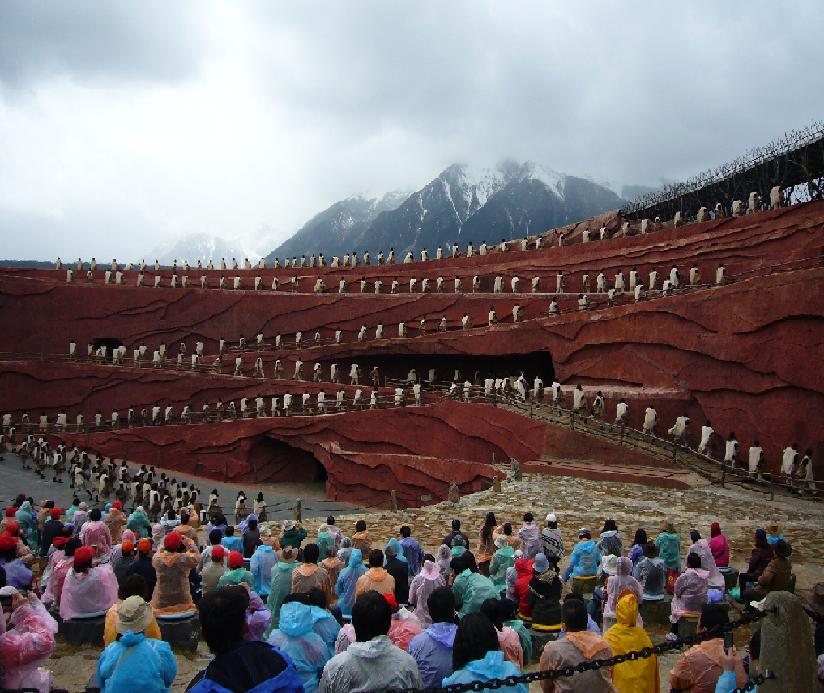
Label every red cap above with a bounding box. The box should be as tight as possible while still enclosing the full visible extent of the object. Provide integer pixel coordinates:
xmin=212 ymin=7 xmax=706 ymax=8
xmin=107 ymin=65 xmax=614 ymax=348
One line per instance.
xmin=0 ymin=534 xmax=17 ymax=551
xmin=74 ymin=546 xmax=95 ymax=568
xmin=228 ymin=550 xmax=244 ymax=569
xmin=53 ymin=536 xmax=69 ymax=548
xmin=137 ymin=538 xmax=152 ymax=554
xmin=112 ymin=501 xmax=123 ymax=510
xmin=383 ymin=593 xmax=398 ymax=610
xmin=51 ymin=508 xmax=62 ymax=519
xmin=211 ymin=545 xmax=226 ymax=560
xmin=163 ymin=531 xmax=182 ymax=551
xmin=121 ymin=540 xmax=135 ymax=553
xmin=4 ymin=508 xmax=16 ymax=518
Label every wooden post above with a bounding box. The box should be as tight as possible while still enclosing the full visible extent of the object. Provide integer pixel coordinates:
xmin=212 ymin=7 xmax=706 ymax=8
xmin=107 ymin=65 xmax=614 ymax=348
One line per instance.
xmin=294 ymin=498 xmax=302 ymax=522
xmin=721 ymin=462 xmax=726 ymax=488
xmin=390 ymin=489 xmax=398 ymax=512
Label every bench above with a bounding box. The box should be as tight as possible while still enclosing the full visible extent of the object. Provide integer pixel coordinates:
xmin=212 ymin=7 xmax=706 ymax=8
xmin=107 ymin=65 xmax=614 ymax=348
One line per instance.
xmin=157 ymin=612 xmax=201 ymax=652
xmin=571 ymin=575 xmax=598 ymax=596
xmin=529 ymin=627 xmax=561 ymax=661
xmin=58 ymin=613 xmax=106 ymax=646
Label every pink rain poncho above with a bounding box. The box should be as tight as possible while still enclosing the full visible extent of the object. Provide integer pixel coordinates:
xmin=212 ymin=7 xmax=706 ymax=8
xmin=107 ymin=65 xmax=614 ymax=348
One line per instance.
xmin=246 ymin=591 xmax=272 ymax=642
xmin=59 ymin=564 xmax=119 ymax=620
xmin=42 ymin=555 xmax=73 ymax=606
xmin=670 ymin=567 xmax=709 ymax=622
xmin=688 ymin=540 xmax=725 ymax=590
xmin=604 ymin=557 xmax=644 ymax=619
xmin=408 ymin=561 xmax=446 ymax=627
xmin=0 ymin=595 xmax=58 ymax=693
xmin=388 ymin=607 xmax=422 ymax=651
xmin=80 ymin=520 xmax=113 ymax=558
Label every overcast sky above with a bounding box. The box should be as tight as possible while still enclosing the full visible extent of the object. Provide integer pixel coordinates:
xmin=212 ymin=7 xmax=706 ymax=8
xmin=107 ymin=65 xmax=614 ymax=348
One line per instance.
xmin=1 ymin=1 xmax=822 ymax=260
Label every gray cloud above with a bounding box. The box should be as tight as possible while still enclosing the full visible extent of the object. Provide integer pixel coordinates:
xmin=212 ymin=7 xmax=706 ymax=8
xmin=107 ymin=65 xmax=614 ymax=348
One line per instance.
xmin=1 ymin=0 xmax=822 ymax=260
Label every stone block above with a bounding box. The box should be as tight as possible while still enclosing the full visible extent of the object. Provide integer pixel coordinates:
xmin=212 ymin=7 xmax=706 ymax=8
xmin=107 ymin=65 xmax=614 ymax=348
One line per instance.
xmin=157 ymin=613 xmax=201 ymax=652
xmin=59 ymin=615 xmax=105 ymax=647
xmin=677 ymin=613 xmax=700 ymax=638
xmin=760 ymin=591 xmax=817 ymax=692
xmin=638 ymin=597 xmax=672 ymax=626
xmin=529 ymin=628 xmax=560 ymax=661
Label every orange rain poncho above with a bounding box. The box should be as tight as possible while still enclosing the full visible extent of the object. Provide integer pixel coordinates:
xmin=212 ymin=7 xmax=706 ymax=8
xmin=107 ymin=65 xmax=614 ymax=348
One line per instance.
xmin=604 ymin=592 xmax=659 ymax=693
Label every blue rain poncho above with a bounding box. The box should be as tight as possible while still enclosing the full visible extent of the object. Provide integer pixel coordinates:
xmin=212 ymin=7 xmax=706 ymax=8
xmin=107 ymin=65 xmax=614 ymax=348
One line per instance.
xmin=267 ymin=602 xmax=331 ymax=693
xmin=442 ymin=650 xmax=526 ymax=692
xmin=250 ymin=544 xmax=277 ymax=596
xmin=96 ymin=631 xmax=177 ymax=693
xmin=334 ymin=549 xmax=366 ymax=617
xmin=267 ymin=560 xmax=298 ymax=632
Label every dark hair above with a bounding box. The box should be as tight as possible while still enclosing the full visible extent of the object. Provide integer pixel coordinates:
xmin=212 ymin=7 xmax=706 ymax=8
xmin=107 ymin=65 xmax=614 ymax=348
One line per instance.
xmin=89 ymin=507 xmax=102 ymax=521
xmin=209 ymin=529 xmax=222 ymax=546
xmin=481 ymin=512 xmax=497 ymax=546
xmin=700 ymin=603 xmax=730 ymax=634
xmin=368 ymin=549 xmax=384 ymax=568
xmin=480 ymin=598 xmax=504 ymax=630
xmin=633 ymin=529 xmax=647 ymax=546
xmin=749 ymin=629 xmax=761 ymax=660
xmin=502 ymin=523 xmax=512 ymax=536
xmin=199 ymin=586 xmax=250 ymax=655
xmin=451 ymin=519 xmax=461 ymax=530
xmin=562 ymin=597 xmax=589 ymax=632
xmin=0 ymin=565 xmax=5 ymax=588
xmin=180 ymin=512 xmax=190 ymax=525
xmin=282 ymin=592 xmax=311 ymax=605
xmin=303 ymin=544 xmax=320 ymax=564
xmin=166 ymin=509 xmax=176 ymax=521
xmin=355 ymin=520 xmax=367 ymax=533
xmin=326 ymin=515 xmax=335 ymax=525
xmin=225 ymin=525 xmax=235 ymax=537
xmin=423 ymin=553 xmax=435 ymax=563
xmin=754 ymin=529 xmax=769 ymax=549
xmin=774 ymin=539 xmax=792 ymax=559
xmin=642 ymin=541 xmax=659 ymax=558
xmin=400 ymin=526 xmax=411 ymax=538
xmin=687 ymin=552 xmax=702 ymax=569
xmin=427 ymin=586 xmax=456 ymax=624
xmin=64 ymin=537 xmax=82 ymax=557
xmin=452 ymin=613 xmax=500 ymax=669
xmin=523 ymin=512 xmax=534 ymax=523
xmin=306 ymin=587 xmax=327 ymax=609
xmin=119 ymin=574 xmax=148 ymax=601
xmin=247 ymin=519 xmax=258 ymax=531
xmin=352 ymin=590 xmax=392 ymax=642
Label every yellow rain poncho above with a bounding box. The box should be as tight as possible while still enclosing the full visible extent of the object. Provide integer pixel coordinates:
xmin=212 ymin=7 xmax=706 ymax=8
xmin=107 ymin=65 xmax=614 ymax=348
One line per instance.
xmin=604 ymin=592 xmax=659 ymax=693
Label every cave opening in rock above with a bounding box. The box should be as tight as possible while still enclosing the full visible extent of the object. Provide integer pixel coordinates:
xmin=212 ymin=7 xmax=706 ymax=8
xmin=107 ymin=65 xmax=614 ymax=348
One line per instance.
xmin=326 ymin=350 xmax=555 ymax=385
xmin=248 ymin=436 xmax=328 ymax=485
xmin=91 ymin=337 xmax=124 ymax=362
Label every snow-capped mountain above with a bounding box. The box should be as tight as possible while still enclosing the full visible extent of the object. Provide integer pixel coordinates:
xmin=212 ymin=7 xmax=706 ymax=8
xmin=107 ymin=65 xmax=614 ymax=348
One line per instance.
xmin=147 ymin=233 xmax=257 ymax=266
xmin=265 ymin=161 xmax=624 ymax=261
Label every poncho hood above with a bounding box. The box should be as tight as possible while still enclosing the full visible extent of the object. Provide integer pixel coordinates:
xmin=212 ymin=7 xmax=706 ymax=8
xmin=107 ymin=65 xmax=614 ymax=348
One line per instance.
xmin=278 ymin=601 xmax=314 ymax=637
xmin=426 ymin=621 xmax=457 ymax=647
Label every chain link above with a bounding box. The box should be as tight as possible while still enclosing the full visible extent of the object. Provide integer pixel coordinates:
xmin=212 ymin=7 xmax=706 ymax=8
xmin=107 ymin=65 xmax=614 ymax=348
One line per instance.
xmin=364 ymin=608 xmax=774 ymax=693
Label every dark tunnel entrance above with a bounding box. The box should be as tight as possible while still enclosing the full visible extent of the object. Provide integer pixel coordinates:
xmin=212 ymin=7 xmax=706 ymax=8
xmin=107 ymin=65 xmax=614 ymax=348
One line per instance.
xmin=327 ymin=350 xmax=555 ymax=385
xmin=91 ymin=337 xmax=124 ymax=363
xmin=248 ymin=437 xmax=328 ymax=485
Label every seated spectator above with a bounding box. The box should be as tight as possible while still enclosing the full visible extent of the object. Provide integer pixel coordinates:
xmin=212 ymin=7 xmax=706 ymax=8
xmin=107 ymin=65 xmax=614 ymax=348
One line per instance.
xmin=689 ymin=539 xmax=726 ymax=591
xmin=317 ymin=525 xmax=335 ymax=560
xmin=540 ymin=596 xmax=614 ymax=692
xmin=0 ymin=588 xmax=57 ymax=692
xmin=15 ymin=500 xmax=39 ymax=553
xmin=436 ymin=544 xmax=453 ymax=582
xmin=738 ymin=528 xmax=773 ymax=595
xmin=335 ymin=548 xmax=366 ymax=619
xmin=765 ymin=521 xmax=784 ymax=546
xmin=109 ymin=529 xmax=137 ymax=566
xmin=267 ymin=547 xmax=299 ymax=632
xmin=80 ymin=507 xmax=113 ymax=558
xmin=220 ymin=525 xmax=243 ymax=554
xmin=43 ymin=536 xmax=81 ymax=606
xmin=40 ymin=534 xmax=69 ymax=593
xmin=451 ymin=552 xmax=499 ymax=617
xmin=632 ymin=541 xmax=666 ymax=601
xmin=708 ymin=522 xmax=730 ymax=568
xmin=97 ymin=595 xmax=176 ymax=693
xmin=511 ymin=554 xmax=535 ymax=621
xmin=603 ymin=556 xmax=644 ymax=630
xmin=0 ymin=533 xmax=32 ymax=589
xmin=250 ymin=541 xmax=277 ymax=597
xmin=151 ymin=531 xmax=199 ymax=615
xmin=669 ymin=603 xmax=746 ymax=692
xmin=242 ymin=515 xmax=262 ymax=558
xmin=442 ymin=519 xmax=469 ymax=550
xmin=499 ymin=597 xmax=533 ymax=664
xmin=246 ymin=591 xmax=272 ymax=642
xmin=557 ymin=593 xmax=602 ymax=640
xmin=126 ymin=506 xmax=151 ymax=538
xmin=480 ymin=598 xmax=524 ymax=667
xmin=291 ymin=544 xmax=332 ymax=605
xmin=187 ymin=586 xmax=302 ymax=692
xmin=4 ymin=522 xmax=34 ymax=567
xmin=604 ymin=592 xmax=658 ymax=692
xmin=442 ymin=611 xmax=525 ymax=692
xmin=408 ymin=558 xmax=445 ymax=627
xmin=655 ymin=520 xmax=682 ymax=577
xmin=267 ymin=593 xmax=332 ymax=692
xmin=450 ymin=535 xmax=468 ymax=557
xmin=318 ymin=590 xmax=422 ymax=691
xmin=104 ymin=501 xmax=126 ymax=543
xmin=598 ymin=519 xmax=623 ymax=557
xmin=409 ymin=586 xmax=458 ymax=687
xmin=385 ymin=593 xmax=422 ymax=650
xmin=319 ymin=545 xmax=344 ymax=592
xmin=201 ymin=545 xmax=228 ymax=596
xmin=518 ymin=513 xmax=541 ymax=560
xmin=125 ymin=538 xmax=157 ymax=597
xmin=218 ymin=550 xmax=254 ymax=591
xmin=489 ymin=534 xmax=516 ymax=589
xmin=356 ymin=549 xmax=396 ymax=597
xmin=199 ymin=529 xmax=225 ymax=571
xmin=399 ymin=525 xmax=425 ymax=577
xmin=628 ymin=528 xmax=647 ymax=566
xmin=527 ymin=553 xmax=563 ymax=631
xmin=104 ymin=574 xmax=161 ymax=646
xmin=561 ymin=528 xmax=601 ymax=582
xmin=280 ymin=520 xmax=307 ymax=550
xmin=160 ymin=509 xmax=181 ymax=536
xmin=60 ymin=546 xmax=118 ymax=620
xmin=112 ymin=539 xmax=136 ymax=584
xmin=667 ymin=552 xmax=709 ymax=641
xmin=40 ymin=507 xmax=65 ymax=557
xmin=305 ymin=588 xmax=339 ymax=651
xmin=747 ymin=539 xmax=792 ymax=602
xmin=384 ymin=540 xmax=409 ymax=604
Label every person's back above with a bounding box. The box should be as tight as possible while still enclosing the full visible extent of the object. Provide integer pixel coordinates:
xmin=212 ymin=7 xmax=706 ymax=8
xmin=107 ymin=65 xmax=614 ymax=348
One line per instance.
xmin=562 ymin=530 xmax=601 ymax=581
xmin=356 ymin=550 xmax=395 ymax=598
xmin=188 ymin=586 xmax=303 ymax=693
xmin=268 ymin=550 xmax=299 ymax=631
xmin=452 ymin=566 xmax=499 ymax=617
xmin=408 ymin=587 xmax=458 ymax=688
xmin=250 ymin=543 xmax=277 ymax=596
xmin=655 ymin=527 xmax=681 ymax=571
xmin=384 ymin=552 xmax=409 ymax=604
xmin=318 ymin=591 xmax=422 ymax=692
xmin=540 ymin=598 xmax=615 ymax=692
xmin=633 ymin=552 xmax=666 ymax=600
xmin=603 ymin=593 xmax=657 ymax=693
xmin=267 ymin=599 xmax=332 ymax=693
xmin=60 ymin=548 xmax=119 ymax=620
xmin=151 ymin=533 xmax=198 ymax=615
xmin=291 ymin=545 xmax=332 ymax=604
xmin=97 ymin=625 xmax=175 ymax=692
xmin=518 ymin=515 xmax=541 ymax=559
xmin=200 ymin=546 xmax=227 ymax=596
